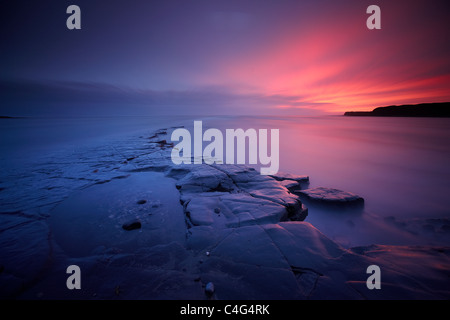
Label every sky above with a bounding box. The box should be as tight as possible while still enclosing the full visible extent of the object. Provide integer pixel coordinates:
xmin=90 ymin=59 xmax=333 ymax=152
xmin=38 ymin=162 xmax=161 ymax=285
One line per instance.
xmin=1 ymin=0 xmax=450 ymax=116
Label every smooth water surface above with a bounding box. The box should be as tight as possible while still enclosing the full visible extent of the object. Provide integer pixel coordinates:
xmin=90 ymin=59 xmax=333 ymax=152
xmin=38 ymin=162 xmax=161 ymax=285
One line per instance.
xmin=207 ymin=115 xmax=450 ymax=247
xmin=2 ymin=115 xmax=449 ymax=247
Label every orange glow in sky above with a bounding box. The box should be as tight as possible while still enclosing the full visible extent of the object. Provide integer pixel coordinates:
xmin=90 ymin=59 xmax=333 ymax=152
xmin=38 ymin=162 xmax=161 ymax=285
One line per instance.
xmin=2 ymin=1 xmax=449 ymax=116
xmin=190 ymin=1 xmax=450 ymax=114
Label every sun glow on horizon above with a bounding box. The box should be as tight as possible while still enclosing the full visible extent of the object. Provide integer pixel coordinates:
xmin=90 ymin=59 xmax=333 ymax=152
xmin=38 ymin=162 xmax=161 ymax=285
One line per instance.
xmin=2 ymin=1 xmax=449 ymax=116
xmin=189 ymin=2 xmax=450 ymax=115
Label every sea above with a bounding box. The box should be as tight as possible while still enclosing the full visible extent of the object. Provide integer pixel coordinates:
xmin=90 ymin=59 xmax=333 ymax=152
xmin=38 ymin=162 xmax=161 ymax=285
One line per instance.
xmin=1 ymin=115 xmax=449 ymax=248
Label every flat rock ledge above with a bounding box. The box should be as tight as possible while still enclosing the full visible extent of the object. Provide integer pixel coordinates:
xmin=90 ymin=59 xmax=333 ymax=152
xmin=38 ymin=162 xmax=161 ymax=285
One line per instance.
xmin=2 ymin=126 xmax=448 ymax=300
xmin=296 ymin=187 xmax=364 ymax=205
xmin=168 ymin=164 xmax=309 ymax=229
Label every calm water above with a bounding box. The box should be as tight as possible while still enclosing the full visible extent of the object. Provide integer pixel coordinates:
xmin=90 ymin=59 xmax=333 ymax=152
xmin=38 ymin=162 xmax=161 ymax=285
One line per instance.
xmin=0 ymin=116 xmax=188 ymax=163
xmin=2 ymin=115 xmax=450 ymax=247
xmin=208 ymin=115 xmax=450 ymax=247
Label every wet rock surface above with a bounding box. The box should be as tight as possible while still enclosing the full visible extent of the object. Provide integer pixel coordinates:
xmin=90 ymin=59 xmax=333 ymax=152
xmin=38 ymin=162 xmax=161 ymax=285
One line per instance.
xmin=296 ymin=187 xmax=364 ymax=205
xmin=1 ymin=125 xmax=449 ymax=300
xmin=122 ymin=220 xmax=141 ymax=231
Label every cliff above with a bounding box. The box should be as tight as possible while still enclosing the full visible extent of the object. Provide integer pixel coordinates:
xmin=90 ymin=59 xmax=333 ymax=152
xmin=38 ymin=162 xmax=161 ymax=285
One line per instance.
xmin=344 ymin=102 xmax=450 ymax=117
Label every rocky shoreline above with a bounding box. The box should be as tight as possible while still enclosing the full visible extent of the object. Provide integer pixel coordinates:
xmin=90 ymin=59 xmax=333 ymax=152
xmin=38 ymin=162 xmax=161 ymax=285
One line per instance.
xmin=0 ymin=126 xmax=449 ymax=299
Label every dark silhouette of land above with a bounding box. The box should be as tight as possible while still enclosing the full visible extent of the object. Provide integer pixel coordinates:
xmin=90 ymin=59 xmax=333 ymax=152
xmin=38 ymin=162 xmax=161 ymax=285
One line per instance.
xmin=344 ymin=102 xmax=450 ymax=117
xmin=0 ymin=116 xmax=27 ymax=119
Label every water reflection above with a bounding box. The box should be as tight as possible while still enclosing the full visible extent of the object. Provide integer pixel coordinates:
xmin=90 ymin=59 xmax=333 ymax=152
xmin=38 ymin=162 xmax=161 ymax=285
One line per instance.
xmin=207 ymin=115 xmax=450 ymax=247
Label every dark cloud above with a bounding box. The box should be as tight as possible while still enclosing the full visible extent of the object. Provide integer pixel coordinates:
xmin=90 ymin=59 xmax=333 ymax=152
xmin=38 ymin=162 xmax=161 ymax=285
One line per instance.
xmin=1 ymin=79 xmax=325 ymax=117
xmin=1 ymin=1 xmax=449 ymax=115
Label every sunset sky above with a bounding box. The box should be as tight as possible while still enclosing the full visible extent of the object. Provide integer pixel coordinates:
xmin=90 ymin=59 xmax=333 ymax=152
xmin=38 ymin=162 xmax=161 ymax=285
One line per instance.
xmin=1 ymin=0 xmax=449 ymax=116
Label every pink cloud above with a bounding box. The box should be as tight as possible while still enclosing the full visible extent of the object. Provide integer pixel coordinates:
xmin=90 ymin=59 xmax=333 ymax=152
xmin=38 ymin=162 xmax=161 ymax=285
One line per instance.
xmin=191 ymin=1 xmax=450 ymax=114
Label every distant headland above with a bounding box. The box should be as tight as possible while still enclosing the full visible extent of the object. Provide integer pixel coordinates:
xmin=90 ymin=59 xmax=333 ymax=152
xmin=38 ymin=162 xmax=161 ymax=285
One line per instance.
xmin=0 ymin=116 xmax=27 ymax=119
xmin=344 ymin=102 xmax=450 ymax=117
